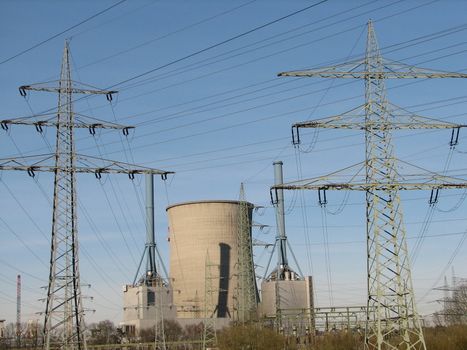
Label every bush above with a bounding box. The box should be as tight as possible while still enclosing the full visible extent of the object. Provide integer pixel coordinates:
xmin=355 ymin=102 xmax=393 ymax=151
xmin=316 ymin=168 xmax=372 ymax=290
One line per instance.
xmin=217 ymin=324 xmax=290 ymax=350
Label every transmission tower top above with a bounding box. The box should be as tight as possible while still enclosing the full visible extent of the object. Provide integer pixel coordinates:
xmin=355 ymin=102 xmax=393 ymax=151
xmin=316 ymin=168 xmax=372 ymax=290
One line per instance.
xmin=279 ymin=20 xmax=467 ymax=80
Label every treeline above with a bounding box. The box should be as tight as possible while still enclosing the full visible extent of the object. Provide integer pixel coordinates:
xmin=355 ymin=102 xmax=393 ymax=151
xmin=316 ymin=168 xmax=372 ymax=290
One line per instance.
xmin=2 ymin=321 xmax=466 ymax=350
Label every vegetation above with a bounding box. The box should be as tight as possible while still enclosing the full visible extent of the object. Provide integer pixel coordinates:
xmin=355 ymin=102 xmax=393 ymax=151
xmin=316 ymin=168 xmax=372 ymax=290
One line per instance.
xmin=433 ymin=281 xmax=467 ymax=326
xmin=423 ymin=325 xmax=467 ymax=350
xmin=88 ymin=320 xmax=121 ymax=345
xmin=312 ymin=331 xmax=362 ymax=350
xmin=217 ymin=324 xmax=290 ymax=350
xmin=138 ymin=320 xmax=204 ymax=345
xmin=3 ymin=320 xmax=466 ymax=350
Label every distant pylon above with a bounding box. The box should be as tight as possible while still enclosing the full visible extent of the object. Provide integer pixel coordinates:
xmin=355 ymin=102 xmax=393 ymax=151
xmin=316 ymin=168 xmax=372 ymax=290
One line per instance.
xmin=272 ymin=20 xmax=467 ymax=350
xmin=235 ymin=183 xmax=258 ymax=323
xmin=202 ymin=252 xmax=217 ymax=349
xmin=16 ymin=274 xmax=21 ymax=348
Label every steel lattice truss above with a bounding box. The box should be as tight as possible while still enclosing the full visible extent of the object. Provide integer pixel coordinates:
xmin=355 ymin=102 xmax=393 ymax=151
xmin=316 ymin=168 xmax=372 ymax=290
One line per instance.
xmin=0 ymin=42 xmax=172 ymax=350
xmin=202 ymin=252 xmax=218 ymax=348
xmin=235 ymin=184 xmax=258 ymax=323
xmin=272 ymin=21 xmax=467 ymax=350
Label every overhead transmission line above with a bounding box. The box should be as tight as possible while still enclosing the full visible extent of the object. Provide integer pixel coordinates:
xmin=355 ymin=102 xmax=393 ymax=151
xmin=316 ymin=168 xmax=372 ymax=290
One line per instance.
xmin=76 ymin=0 xmax=260 ymax=71
xmin=106 ymin=0 xmax=329 ymax=89
xmin=70 ymin=19 xmax=467 ymax=126
xmin=23 ymin=0 xmax=330 ymax=137
xmin=68 ymin=54 xmax=145 ymax=262
xmin=116 ymin=0 xmax=386 ymax=91
xmin=110 ymin=0 xmax=442 ymax=95
xmin=0 ymin=0 xmax=128 ymax=65
xmin=29 ymin=0 xmax=446 ymax=123
xmin=69 ymin=2 xmax=460 ymax=128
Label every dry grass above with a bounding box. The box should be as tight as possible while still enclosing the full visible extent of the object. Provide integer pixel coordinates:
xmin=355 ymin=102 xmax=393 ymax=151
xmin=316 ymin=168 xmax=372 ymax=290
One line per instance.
xmin=423 ymin=325 xmax=467 ymax=350
xmin=308 ymin=325 xmax=467 ymax=350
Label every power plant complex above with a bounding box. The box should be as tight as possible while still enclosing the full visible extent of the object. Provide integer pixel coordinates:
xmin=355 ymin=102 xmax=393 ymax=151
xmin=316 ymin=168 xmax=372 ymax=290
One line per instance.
xmin=121 ymin=162 xmax=314 ymax=337
xmin=2 ymin=10 xmax=466 ymax=350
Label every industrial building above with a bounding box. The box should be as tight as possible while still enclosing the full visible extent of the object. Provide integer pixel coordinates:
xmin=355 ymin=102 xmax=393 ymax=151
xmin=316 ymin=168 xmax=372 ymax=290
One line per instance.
xmin=121 ymin=167 xmax=313 ymax=337
xmin=121 ymin=175 xmax=176 ymax=337
xmin=0 ymin=320 xmax=5 ymax=339
xmin=167 ymin=199 xmax=256 ymax=325
xmin=258 ymin=162 xmax=314 ymax=336
xmin=121 ymin=283 xmax=175 ymax=337
xmin=122 ymin=183 xmax=259 ymax=335
xmin=259 ymin=276 xmax=314 ymax=334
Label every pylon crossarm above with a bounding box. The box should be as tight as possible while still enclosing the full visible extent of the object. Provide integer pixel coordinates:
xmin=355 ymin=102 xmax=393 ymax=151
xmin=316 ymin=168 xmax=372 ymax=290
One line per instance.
xmin=293 ymin=102 xmax=465 ymax=130
xmin=279 ymin=57 xmax=467 ymax=79
xmin=0 ymin=153 xmax=173 ymax=176
xmin=19 ymin=81 xmax=117 ymax=96
xmin=1 ymin=112 xmax=134 ymax=132
xmin=274 ymin=181 xmax=467 ymax=191
xmin=270 ymin=160 xmax=467 ymax=191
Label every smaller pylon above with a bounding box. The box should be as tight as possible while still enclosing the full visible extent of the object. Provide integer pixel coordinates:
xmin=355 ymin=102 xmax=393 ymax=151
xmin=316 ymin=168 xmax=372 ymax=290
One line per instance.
xmin=16 ymin=274 xmax=21 ymax=348
xmin=235 ymin=183 xmax=258 ymax=323
xmin=202 ymin=252 xmax=217 ymax=349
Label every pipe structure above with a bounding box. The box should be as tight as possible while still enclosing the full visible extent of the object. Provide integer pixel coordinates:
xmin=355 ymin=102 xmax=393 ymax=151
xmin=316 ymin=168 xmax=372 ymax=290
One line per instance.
xmin=273 ymin=161 xmax=289 ymax=278
xmin=145 ymin=173 xmax=157 ymax=280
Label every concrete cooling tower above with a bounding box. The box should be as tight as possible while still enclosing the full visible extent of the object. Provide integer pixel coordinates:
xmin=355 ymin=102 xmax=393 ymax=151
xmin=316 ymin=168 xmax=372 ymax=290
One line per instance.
xmin=167 ymin=200 xmax=256 ymax=321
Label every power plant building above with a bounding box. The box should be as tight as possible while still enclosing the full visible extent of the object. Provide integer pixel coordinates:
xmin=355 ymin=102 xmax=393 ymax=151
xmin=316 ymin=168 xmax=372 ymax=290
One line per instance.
xmin=121 ymin=283 xmax=176 ymax=337
xmin=259 ymin=275 xmax=314 ymax=334
xmin=167 ymin=200 xmax=256 ymax=323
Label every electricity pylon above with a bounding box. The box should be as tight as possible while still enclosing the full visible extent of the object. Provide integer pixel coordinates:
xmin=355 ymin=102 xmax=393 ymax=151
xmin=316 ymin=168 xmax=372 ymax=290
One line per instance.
xmin=0 ymin=41 xmax=172 ymax=350
xmin=202 ymin=252 xmax=217 ymax=349
xmin=235 ymin=183 xmax=258 ymax=323
xmin=271 ymin=20 xmax=467 ymax=350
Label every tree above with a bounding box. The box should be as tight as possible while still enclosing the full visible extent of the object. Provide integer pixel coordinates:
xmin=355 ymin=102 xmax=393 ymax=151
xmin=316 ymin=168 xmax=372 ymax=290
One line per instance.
xmin=87 ymin=320 xmax=120 ymax=345
xmin=139 ymin=320 xmax=184 ymax=343
xmin=437 ymin=281 xmax=467 ymax=326
xmin=183 ymin=322 xmax=204 ymax=341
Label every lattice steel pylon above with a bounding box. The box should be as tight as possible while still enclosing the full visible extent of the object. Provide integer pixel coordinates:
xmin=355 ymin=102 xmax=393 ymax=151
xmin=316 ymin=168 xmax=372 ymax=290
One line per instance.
xmin=0 ymin=41 xmax=172 ymax=350
xmin=271 ymin=20 xmax=467 ymax=350
xmin=235 ymin=183 xmax=258 ymax=323
xmin=202 ymin=252 xmax=217 ymax=349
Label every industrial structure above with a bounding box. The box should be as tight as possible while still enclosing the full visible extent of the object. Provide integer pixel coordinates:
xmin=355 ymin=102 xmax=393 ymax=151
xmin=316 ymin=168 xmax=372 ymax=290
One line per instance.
xmin=0 ymin=42 xmax=172 ymax=350
xmin=0 ymin=320 xmax=5 ymax=339
xmin=271 ymin=20 xmax=467 ymax=350
xmin=167 ymin=199 xmax=257 ymax=327
xmin=235 ymin=184 xmax=260 ymax=323
xmin=259 ymin=161 xmax=314 ymax=337
xmin=16 ymin=275 xmax=21 ymax=347
xmin=121 ymin=175 xmax=176 ymax=338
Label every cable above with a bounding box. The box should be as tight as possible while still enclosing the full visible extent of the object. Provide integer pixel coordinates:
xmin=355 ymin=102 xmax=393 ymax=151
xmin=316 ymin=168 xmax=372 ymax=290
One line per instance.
xmin=70 ymin=52 xmax=148 ymax=261
xmin=0 ymin=0 xmax=128 ymax=65
xmin=294 ymin=146 xmax=317 ymax=304
xmin=76 ymin=0 xmax=259 ymax=71
xmin=320 ymin=207 xmax=334 ymax=306
xmin=107 ymin=0 xmax=329 ymax=89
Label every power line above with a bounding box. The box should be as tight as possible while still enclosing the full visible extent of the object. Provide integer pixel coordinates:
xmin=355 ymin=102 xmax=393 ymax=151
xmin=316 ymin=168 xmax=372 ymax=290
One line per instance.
xmin=76 ymin=0 xmax=260 ymax=71
xmin=107 ymin=0 xmax=329 ymax=89
xmin=0 ymin=0 xmax=128 ymax=65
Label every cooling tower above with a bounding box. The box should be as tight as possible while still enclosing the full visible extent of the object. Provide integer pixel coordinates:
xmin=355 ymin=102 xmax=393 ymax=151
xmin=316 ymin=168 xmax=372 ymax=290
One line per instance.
xmin=167 ymin=200 xmax=255 ymax=320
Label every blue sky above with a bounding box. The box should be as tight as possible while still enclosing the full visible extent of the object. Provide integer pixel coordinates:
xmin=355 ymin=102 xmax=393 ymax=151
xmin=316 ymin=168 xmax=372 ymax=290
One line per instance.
xmin=0 ymin=0 xmax=467 ymax=326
